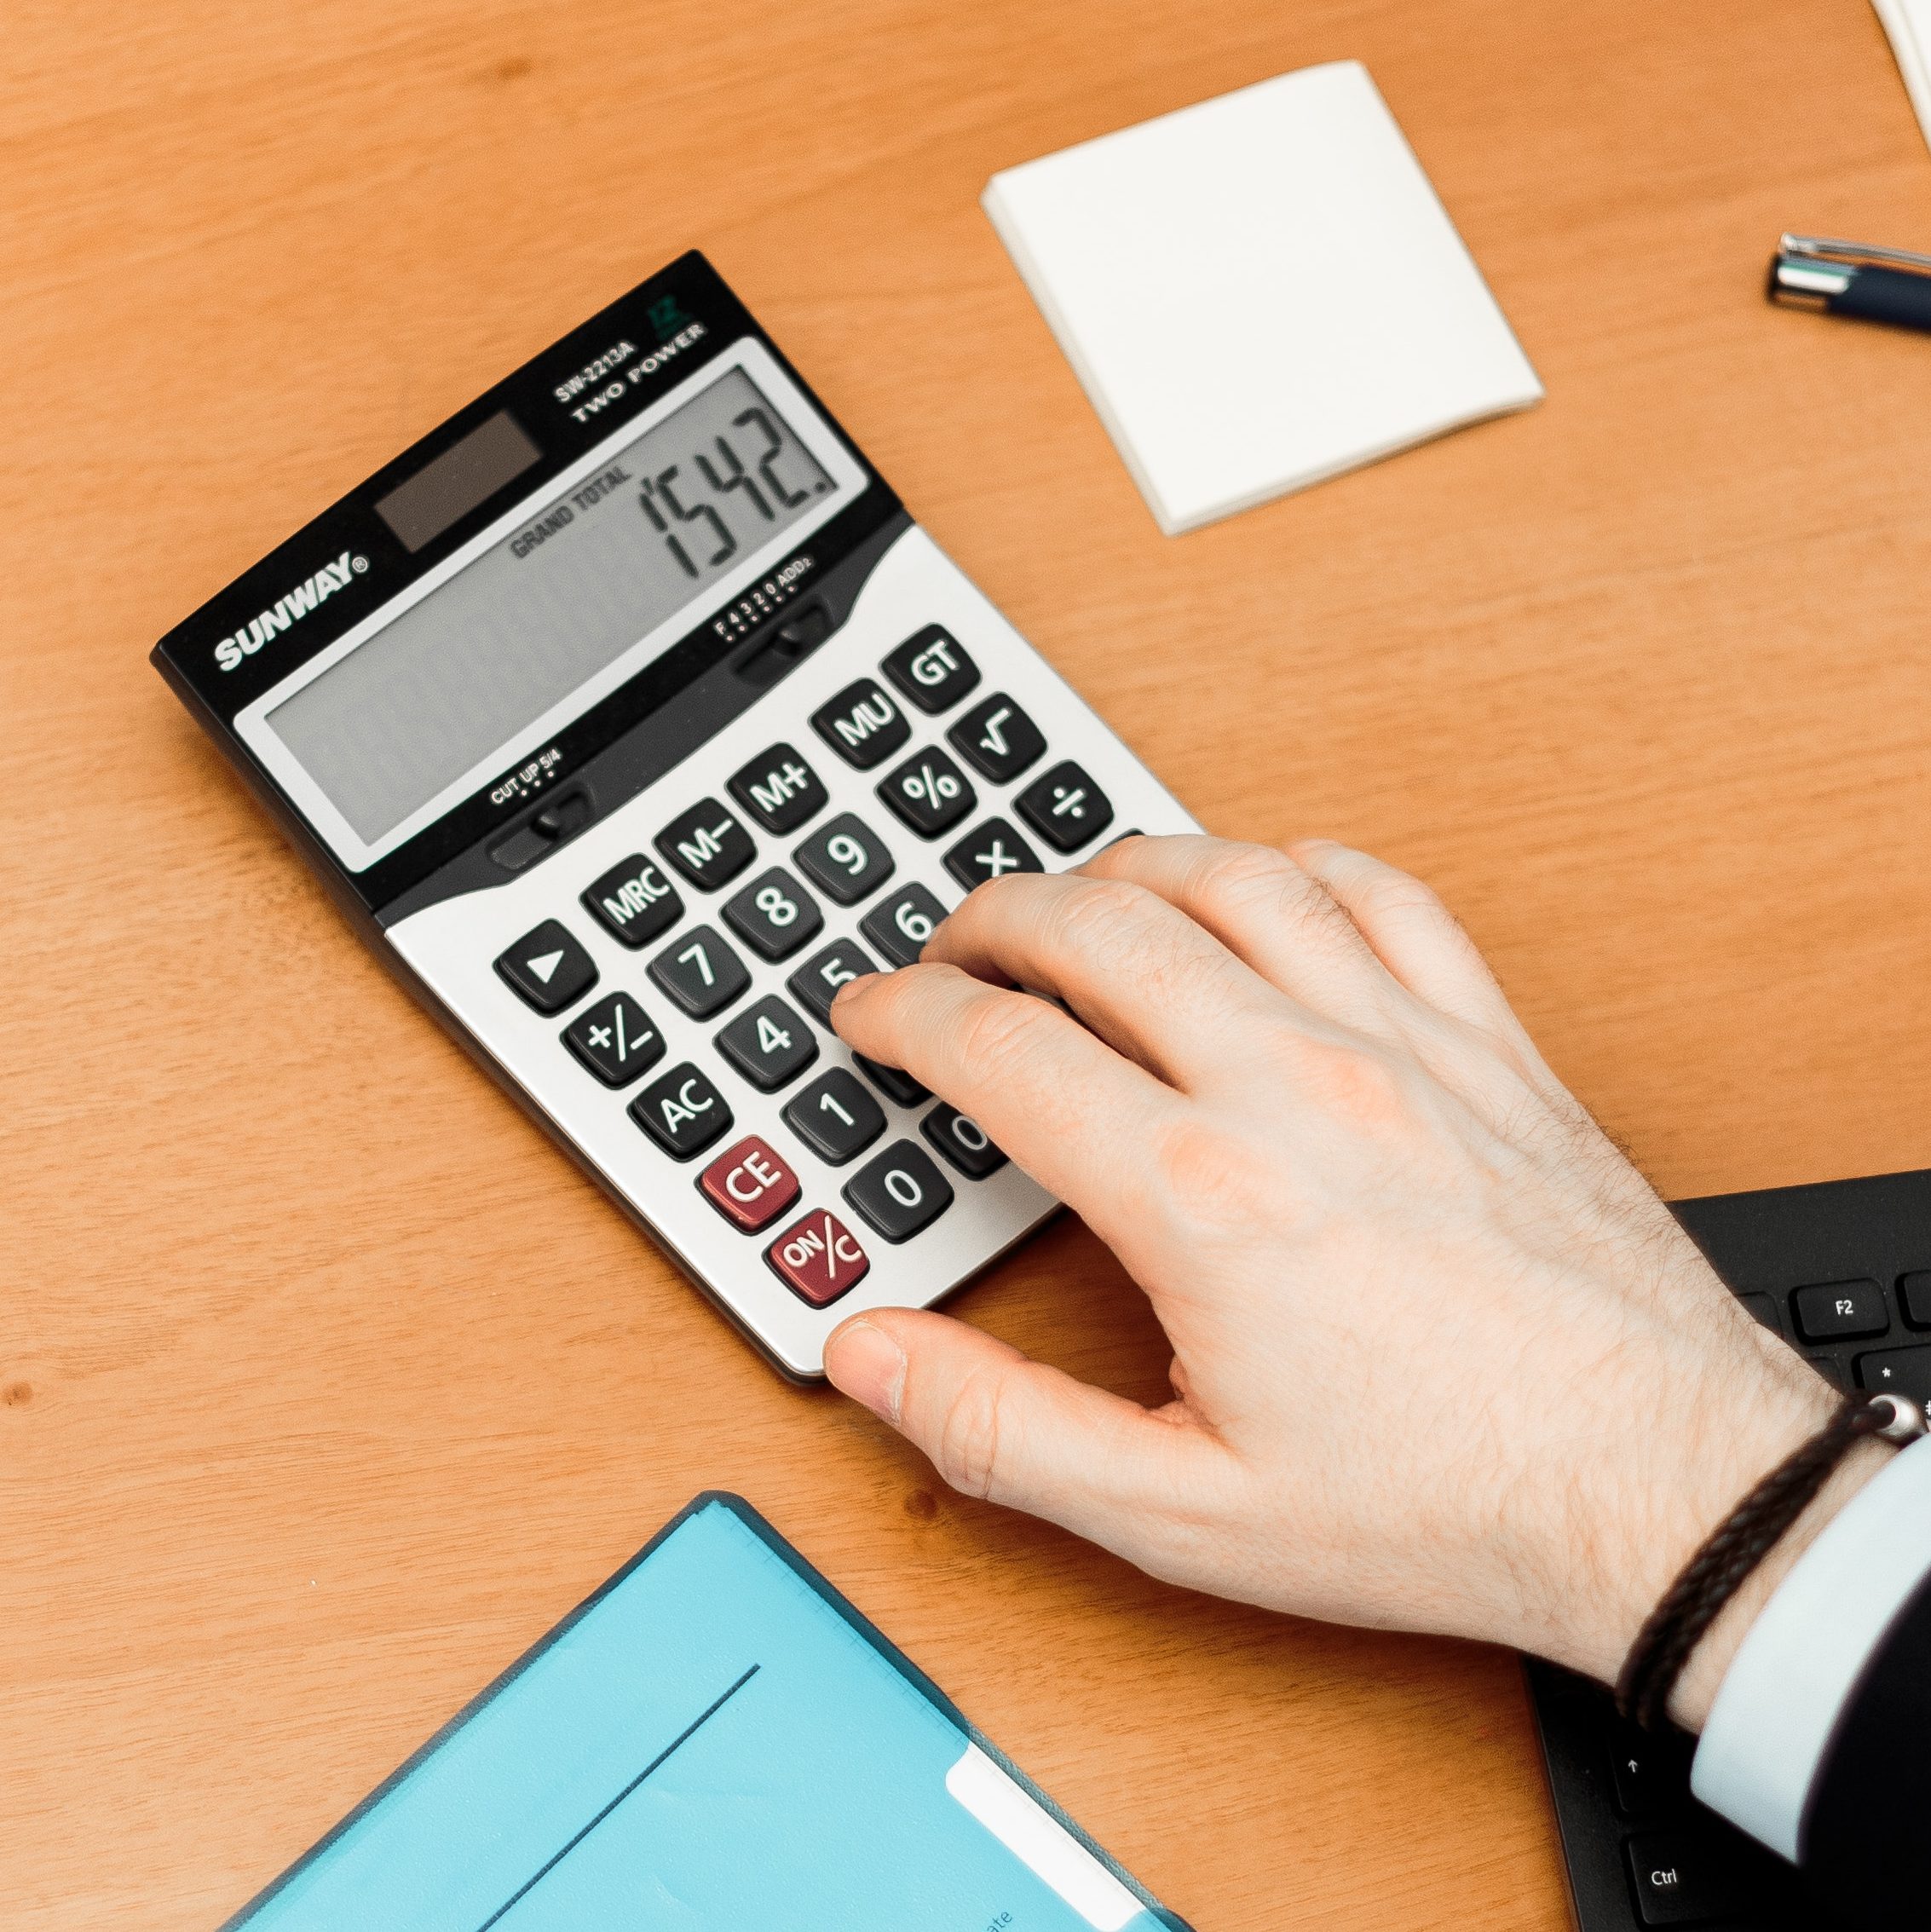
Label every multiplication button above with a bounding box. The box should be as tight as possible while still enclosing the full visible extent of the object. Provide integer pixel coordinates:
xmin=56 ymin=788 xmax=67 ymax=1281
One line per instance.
xmin=878 ymin=747 xmax=976 ymax=839
xmin=629 ymin=1063 xmax=733 ymax=1161
xmin=942 ymin=818 xmax=1042 ymax=891
xmin=794 ymin=812 xmax=895 ymax=905
xmin=648 ymin=925 xmax=750 ymax=1018
xmin=843 ymin=1141 xmax=954 ymax=1242
xmin=948 ymin=694 xmax=1045 ymax=783
xmin=655 ymin=799 xmax=756 ymax=891
xmin=581 ymin=854 xmax=683 ymax=949
xmin=494 ymin=920 xmax=597 ymax=1014
xmin=562 ymin=991 xmax=666 ymax=1087
xmin=1015 ymin=760 xmax=1113 ymax=852
xmin=881 ymin=625 xmax=980 ymax=713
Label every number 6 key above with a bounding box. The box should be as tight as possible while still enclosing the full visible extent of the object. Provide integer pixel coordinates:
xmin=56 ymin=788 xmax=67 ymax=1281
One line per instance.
xmin=860 ymin=881 xmax=950 ymax=968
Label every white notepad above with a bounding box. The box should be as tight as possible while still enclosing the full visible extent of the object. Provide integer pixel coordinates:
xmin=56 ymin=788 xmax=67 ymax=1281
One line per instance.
xmin=1875 ymin=0 xmax=1931 ymax=151
xmin=983 ymin=61 xmax=1543 ymax=535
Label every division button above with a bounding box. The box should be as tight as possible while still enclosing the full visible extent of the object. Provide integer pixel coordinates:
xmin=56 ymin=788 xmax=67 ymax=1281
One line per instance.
xmin=860 ymin=882 xmax=949 ymax=967
xmin=921 ymin=1104 xmax=1007 ymax=1179
xmin=562 ymin=991 xmax=666 ymax=1087
xmin=782 ymin=1069 xmax=887 ymax=1165
xmin=810 ymin=677 xmax=911 ymax=770
xmin=721 ymin=866 xmax=823 ymax=961
xmin=698 ymin=1135 xmax=800 ymax=1233
xmin=629 ymin=1062 xmax=734 ymax=1161
xmin=1014 ymin=759 xmax=1114 ymax=852
xmin=947 ymin=693 xmax=1046 ymax=783
xmin=880 ymin=625 xmax=981 ymax=713
xmin=794 ymin=811 xmax=896 ymax=905
xmin=787 ymin=938 xmax=881 ymax=1027
xmin=766 ymin=1208 xmax=871 ymax=1307
xmin=727 ymin=742 xmax=827 ymax=834
xmin=715 ymin=994 xmax=819 ymax=1092
xmin=1790 ymin=1277 xmax=1891 ymax=1342
xmin=942 ymin=817 xmax=1043 ymax=891
xmin=843 ymin=1140 xmax=954 ymax=1243
xmin=854 ymin=1053 xmax=930 ymax=1107
xmin=654 ymin=798 xmax=757 ymax=891
xmin=494 ymin=919 xmax=598 ymax=1013
xmin=877 ymin=746 xmax=977 ymax=839
xmin=580 ymin=853 xmax=683 ymax=949
xmin=647 ymin=924 xmax=750 ymax=1018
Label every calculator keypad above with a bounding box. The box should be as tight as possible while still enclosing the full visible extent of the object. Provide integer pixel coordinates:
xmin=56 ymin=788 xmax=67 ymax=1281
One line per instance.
xmin=581 ymin=855 xmax=683 ymax=949
xmin=877 ymin=746 xmax=977 ymax=839
xmin=811 ymin=678 xmax=911 ymax=770
xmin=562 ymin=991 xmax=666 ymax=1087
xmin=495 ymin=920 xmax=599 ymax=1013
xmin=630 ymin=1062 xmax=734 ymax=1160
xmin=721 ymin=867 xmax=823 ymax=961
xmin=656 ymin=799 xmax=757 ymax=891
xmin=844 ymin=1141 xmax=954 ymax=1242
xmin=793 ymin=812 xmax=895 ymax=905
xmin=943 ymin=818 xmax=1043 ymax=891
xmin=715 ymin=995 xmax=819 ymax=1092
xmin=648 ymin=924 xmax=751 ymax=1018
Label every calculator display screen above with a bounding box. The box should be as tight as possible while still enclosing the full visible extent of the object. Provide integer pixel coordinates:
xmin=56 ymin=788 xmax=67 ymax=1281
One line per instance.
xmin=264 ymin=367 xmax=836 ymax=847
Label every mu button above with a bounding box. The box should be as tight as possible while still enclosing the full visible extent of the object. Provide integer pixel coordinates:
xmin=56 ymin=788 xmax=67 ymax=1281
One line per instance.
xmin=699 ymin=1135 xmax=800 ymax=1233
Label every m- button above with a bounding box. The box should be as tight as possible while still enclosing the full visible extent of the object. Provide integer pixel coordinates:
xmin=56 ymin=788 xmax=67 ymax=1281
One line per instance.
xmin=698 ymin=1135 xmax=801 ymax=1233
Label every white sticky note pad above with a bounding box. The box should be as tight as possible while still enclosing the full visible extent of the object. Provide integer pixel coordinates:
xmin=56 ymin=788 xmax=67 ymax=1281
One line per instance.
xmin=983 ymin=61 xmax=1543 ymax=534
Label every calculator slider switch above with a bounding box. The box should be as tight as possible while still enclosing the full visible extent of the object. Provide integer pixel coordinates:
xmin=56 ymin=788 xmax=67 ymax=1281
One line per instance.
xmin=489 ymin=787 xmax=591 ymax=874
xmin=698 ymin=1136 xmax=800 ymax=1233
xmin=733 ymin=603 xmax=833 ymax=689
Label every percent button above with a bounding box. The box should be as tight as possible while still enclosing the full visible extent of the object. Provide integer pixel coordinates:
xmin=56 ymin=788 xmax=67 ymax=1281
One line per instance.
xmin=877 ymin=746 xmax=977 ymax=839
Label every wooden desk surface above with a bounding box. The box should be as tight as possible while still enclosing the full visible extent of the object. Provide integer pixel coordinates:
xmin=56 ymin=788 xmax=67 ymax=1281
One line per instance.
xmin=7 ymin=0 xmax=1931 ymax=1924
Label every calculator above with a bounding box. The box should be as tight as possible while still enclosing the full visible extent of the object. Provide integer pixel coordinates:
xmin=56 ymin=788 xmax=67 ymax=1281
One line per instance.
xmin=153 ymin=251 xmax=1194 ymax=1378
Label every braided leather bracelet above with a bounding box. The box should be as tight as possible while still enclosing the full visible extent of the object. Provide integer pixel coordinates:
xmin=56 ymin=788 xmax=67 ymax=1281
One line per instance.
xmin=1615 ymin=1390 xmax=1926 ymax=1732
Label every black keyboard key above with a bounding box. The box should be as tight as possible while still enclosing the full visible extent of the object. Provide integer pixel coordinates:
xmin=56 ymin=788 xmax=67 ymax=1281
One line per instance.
xmin=1791 ymin=1277 xmax=1890 ymax=1342
xmin=580 ymin=854 xmax=683 ymax=949
xmin=1855 ymin=1344 xmax=1931 ymax=1404
xmin=921 ymin=1104 xmax=1007 ymax=1179
xmin=948 ymin=694 xmax=1046 ymax=783
xmin=782 ymin=1069 xmax=887 ymax=1166
xmin=943 ymin=817 xmax=1043 ymax=891
xmin=1015 ymin=759 xmax=1114 ymax=853
xmin=794 ymin=812 xmax=895 ymax=905
xmin=880 ymin=625 xmax=980 ymax=713
xmin=810 ymin=678 xmax=910 ymax=770
xmin=494 ymin=920 xmax=597 ymax=1013
xmin=715 ymin=995 xmax=819 ymax=1093
xmin=1608 ymin=1725 xmax=1691 ymax=1820
xmin=855 ymin=1053 xmax=929 ymax=1107
xmin=844 ymin=1141 xmax=954 ymax=1242
xmin=1623 ymin=1832 xmax=1767 ymax=1926
xmin=1736 ymin=1291 xmax=1781 ymax=1334
xmin=727 ymin=743 xmax=827 ymax=834
xmin=655 ymin=799 xmax=756 ymax=891
xmin=1902 ymin=1271 xmax=1931 ymax=1328
xmin=562 ymin=991 xmax=666 ymax=1087
xmin=787 ymin=938 xmax=881 ymax=1026
xmin=861 ymin=883 xmax=948 ymax=968
xmin=877 ymin=747 xmax=977 ymax=839
xmin=648 ymin=925 xmax=750 ymax=1018
xmin=1809 ymin=1353 xmax=1847 ymax=1386
xmin=721 ymin=867 xmax=822 ymax=962
xmin=629 ymin=1062 xmax=733 ymax=1161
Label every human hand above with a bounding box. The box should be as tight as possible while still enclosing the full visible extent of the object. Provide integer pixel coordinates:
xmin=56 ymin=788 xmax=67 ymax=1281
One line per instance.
xmin=822 ymin=835 xmax=1885 ymax=1722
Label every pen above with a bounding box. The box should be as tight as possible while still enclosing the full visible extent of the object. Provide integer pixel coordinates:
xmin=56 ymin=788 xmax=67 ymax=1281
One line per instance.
xmin=1767 ymin=233 xmax=1931 ymax=332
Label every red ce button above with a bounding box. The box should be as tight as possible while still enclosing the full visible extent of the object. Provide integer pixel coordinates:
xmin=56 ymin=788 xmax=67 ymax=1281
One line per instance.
xmin=697 ymin=1136 xmax=800 ymax=1233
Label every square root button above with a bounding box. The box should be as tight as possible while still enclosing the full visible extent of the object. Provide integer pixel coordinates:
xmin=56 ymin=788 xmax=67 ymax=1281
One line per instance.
xmin=698 ymin=1136 xmax=800 ymax=1233
xmin=766 ymin=1208 xmax=871 ymax=1306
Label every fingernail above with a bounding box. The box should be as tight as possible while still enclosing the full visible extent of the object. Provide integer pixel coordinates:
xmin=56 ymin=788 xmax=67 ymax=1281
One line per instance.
xmin=824 ymin=1319 xmax=906 ymax=1423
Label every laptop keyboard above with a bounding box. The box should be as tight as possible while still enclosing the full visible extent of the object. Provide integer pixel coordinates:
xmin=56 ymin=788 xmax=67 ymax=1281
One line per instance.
xmin=1528 ymin=1167 xmax=1931 ymax=1932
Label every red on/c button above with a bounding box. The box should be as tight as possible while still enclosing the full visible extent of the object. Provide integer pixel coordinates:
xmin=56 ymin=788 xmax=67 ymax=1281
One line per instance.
xmin=697 ymin=1136 xmax=800 ymax=1232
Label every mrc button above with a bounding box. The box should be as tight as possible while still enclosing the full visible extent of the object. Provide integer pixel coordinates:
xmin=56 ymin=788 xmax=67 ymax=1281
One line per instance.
xmin=698 ymin=1135 xmax=800 ymax=1233
xmin=494 ymin=920 xmax=597 ymax=1014
xmin=881 ymin=626 xmax=981 ymax=713
xmin=581 ymin=853 xmax=683 ymax=948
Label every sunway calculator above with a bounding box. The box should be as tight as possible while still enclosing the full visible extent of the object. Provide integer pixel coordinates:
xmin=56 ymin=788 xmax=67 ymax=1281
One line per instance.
xmin=154 ymin=252 xmax=1194 ymax=1377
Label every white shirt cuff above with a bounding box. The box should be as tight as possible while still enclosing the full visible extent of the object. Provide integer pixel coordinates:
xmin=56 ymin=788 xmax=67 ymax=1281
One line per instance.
xmin=1691 ymin=1433 xmax=1931 ymax=1860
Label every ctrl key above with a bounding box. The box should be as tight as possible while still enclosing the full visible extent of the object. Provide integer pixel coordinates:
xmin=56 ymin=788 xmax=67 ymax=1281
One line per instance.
xmin=1625 ymin=1834 xmax=1765 ymax=1926
xmin=766 ymin=1208 xmax=870 ymax=1306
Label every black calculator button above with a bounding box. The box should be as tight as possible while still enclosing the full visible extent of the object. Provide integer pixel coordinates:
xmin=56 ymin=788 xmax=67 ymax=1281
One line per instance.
xmin=948 ymin=694 xmax=1046 ymax=783
xmin=1014 ymin=760 xmax=1114 ymax=853
xmin=860 ymin=882 xmax=949 ymax=968
xmin=921 ymin=1104 xmax=1008 ymax=1179
xmin=629 ymin=1062 xmax=734 ymax=1161
xmin=880 ymin=625 xmax=981 ymax=713
xmin=721 ymin=867 xmax=823 ymax=961
xmin=943 ymin=818 xmax=1043 ymax=891
xmin=794 ymin=812 xmax=896 ymax=905
xmin=844 ymin=1141 xmax=954 ymax=1243
xmin=494 ymin=920 xmax=598 ymax=1014
xmin=715 ymin=995 xmax=819 ymax=1092
xmin=810 ymin=678 xmax=911 ymax=770
xmin=787 ymin=938 xmax=882 ymax=1027
xmin=581 ymin=854 xmax=683 ymax=949
xmin=562 ymin=991 xmax=666 ymax=1087
xmin=855 ymin=1053 xmax=930 ymax=1107
xmin=877 ymin=747 xmax=977 ymax=839
xmin=1855 ymin=1345 xmax=1931 ymax=1404
xmin=1791 ymin=1278 xmax=1890 ymax=1342
xmin=655 ymin=799 xmax=756 ymax=891
xmin=727 ymin=743 xmax=827 ymax=834
xmin=782 ymin=1069 xmax=887 ymax=1165
xmin=648 ymin=925 xmax=750 ymax=1018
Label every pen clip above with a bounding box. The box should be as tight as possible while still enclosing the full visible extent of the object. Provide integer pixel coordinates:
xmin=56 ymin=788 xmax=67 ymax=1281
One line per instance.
xmin=1778 ymin=233 xmax=1931 ymax=274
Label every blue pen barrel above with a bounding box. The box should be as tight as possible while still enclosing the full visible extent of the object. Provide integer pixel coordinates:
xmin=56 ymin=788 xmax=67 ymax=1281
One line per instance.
xmin=1830 ymin=263 xmax=1931 ymax=332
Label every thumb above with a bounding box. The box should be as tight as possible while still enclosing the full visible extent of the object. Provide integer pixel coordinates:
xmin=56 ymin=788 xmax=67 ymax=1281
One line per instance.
xmin=823 ymin=1308 xmax=1232 ymax=1565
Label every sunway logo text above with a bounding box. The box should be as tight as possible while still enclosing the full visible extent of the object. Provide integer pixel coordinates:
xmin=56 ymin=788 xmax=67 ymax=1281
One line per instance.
xmin=213 ymin=551 xmax=366 ymax=672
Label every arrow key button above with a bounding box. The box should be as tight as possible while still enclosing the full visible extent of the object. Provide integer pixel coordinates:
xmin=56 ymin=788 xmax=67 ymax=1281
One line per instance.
xmin=495 ymin=919 xmax=598 ymax=1013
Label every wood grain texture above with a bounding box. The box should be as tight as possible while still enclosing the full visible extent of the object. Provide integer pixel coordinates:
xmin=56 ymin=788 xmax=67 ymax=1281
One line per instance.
xmin=5 ymin=0 xmax=1930 ymax=1925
